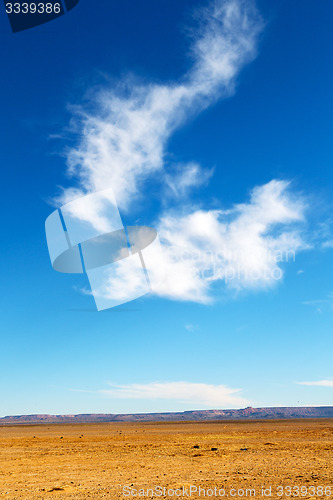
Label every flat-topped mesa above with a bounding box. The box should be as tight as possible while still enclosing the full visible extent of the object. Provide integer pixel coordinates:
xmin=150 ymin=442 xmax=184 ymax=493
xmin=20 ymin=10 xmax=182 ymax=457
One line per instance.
xmin=1 ymin=406 xmax=333 ymax=424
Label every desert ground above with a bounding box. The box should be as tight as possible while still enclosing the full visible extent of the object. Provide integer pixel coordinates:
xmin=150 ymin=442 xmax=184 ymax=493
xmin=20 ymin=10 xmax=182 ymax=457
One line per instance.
xmin=0 ymin=419 xmax=332 ymax=499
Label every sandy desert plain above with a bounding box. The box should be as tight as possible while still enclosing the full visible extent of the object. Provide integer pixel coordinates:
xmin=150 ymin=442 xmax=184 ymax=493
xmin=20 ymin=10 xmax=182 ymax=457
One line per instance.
xmin=0 ymin=419 xmax=332 ymax=499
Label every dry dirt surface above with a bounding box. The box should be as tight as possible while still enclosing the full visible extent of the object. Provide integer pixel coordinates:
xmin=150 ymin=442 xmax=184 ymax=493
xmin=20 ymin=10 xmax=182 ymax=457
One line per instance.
xmin=0 ymin=419 xmax=332 ymax=499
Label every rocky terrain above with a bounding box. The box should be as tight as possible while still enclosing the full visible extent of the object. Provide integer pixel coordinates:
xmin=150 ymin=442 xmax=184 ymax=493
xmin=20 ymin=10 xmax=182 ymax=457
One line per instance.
xmin=0 ymin=419 xmax=332 ymax=499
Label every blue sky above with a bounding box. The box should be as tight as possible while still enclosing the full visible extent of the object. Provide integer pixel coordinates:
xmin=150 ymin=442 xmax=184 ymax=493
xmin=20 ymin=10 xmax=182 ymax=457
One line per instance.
xmin=1 ymin=0 xmax=333 ymax=417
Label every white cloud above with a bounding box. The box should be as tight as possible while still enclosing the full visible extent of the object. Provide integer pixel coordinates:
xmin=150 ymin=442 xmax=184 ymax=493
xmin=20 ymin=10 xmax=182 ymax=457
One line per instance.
xmin=60 ymin=0 xmax=263 ymax=210
xmin=149 ymin=180 xmax=307 ymax=302
xmin=295 ymin=380 xmax=333 ymax=387
xmin=84 ymin=180 xmax=307 ymax=304
xmin=164 ymin=162 xmax=214 ymax=199
xmin=60 ymin=188 xmax=121 ymax=235
xmin=100 ymin=381 xmax=250 ymax=408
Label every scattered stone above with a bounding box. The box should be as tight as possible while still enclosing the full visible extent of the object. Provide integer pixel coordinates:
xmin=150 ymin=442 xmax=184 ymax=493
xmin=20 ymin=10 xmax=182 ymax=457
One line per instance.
xmin=211 ymin=447 xmax=218 ymax=451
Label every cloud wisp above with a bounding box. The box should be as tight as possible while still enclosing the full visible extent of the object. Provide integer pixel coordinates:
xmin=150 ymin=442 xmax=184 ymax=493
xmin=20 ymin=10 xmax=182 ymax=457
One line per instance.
xmin=295 ymin=380 xmax=333 ymax=387
xmin=60 ymin=0 xmax=263 ymax=210
xmin=99 ymin=381 xmax=251 ymax=408
xmin=302 ymin=292 xmax=333 ymax=314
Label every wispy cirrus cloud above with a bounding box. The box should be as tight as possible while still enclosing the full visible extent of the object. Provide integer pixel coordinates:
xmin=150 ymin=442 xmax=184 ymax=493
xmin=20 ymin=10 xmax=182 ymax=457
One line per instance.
xmin=164 ymin=162 xmax=214 ymax=200
xmin=302 ymin=292 xmax=333 ymax=314
xmin=313 ymin=217 xmax=333 ymax=249
xmin=295 ymin=380 xmax=333 ymax=387
xmin=100 ymin=381 xmax=251 ymax=408
xmin=60 ymin=0 xmax=263 ymax=210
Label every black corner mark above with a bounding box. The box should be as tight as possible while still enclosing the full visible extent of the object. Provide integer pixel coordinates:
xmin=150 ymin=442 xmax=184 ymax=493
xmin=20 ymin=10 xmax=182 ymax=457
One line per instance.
xmin=4 ymin=0 xmax=65 ymax=32
xmin=3 ymin=0 xmax=81 ymax=33
xmin=63 ymin=0 xmax=79 ymax=12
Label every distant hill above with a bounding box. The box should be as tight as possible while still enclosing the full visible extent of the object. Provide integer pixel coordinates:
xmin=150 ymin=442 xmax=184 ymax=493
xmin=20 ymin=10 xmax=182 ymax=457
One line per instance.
xmin=1 ymin=406 xmax=333 ymax=424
